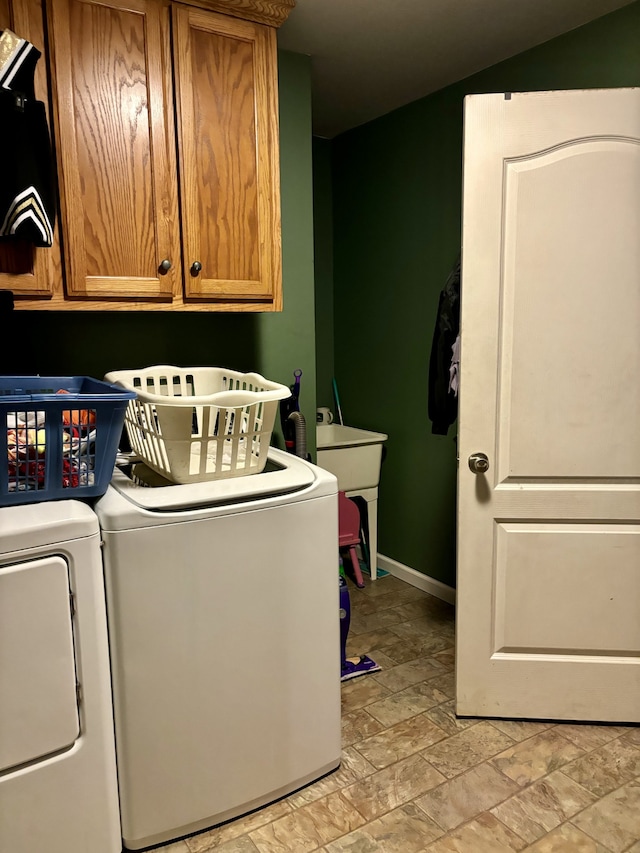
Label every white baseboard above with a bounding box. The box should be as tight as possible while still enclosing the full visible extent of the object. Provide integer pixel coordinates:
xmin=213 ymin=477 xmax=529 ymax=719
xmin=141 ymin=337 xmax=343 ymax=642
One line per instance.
xmin=377 ymin=554 xmax=456 ymax=605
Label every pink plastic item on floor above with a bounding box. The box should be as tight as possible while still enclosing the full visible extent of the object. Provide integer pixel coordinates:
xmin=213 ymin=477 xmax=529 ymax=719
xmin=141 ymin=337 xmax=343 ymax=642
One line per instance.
xmin=338 ymin=490 xmax=365 ymax=588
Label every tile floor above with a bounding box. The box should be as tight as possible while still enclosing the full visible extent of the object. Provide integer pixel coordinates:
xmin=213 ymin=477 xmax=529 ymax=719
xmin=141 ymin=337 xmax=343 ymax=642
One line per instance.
xmin=155 ymin=574 xmax=640 ymax=853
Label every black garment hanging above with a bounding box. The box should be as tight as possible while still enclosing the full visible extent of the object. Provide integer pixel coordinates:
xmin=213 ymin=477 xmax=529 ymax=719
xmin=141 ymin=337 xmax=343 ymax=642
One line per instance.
xmin=0 ymin=29 xmax=56 ymax=247
xmin=428 ymin=257 xmax=461 ymax=436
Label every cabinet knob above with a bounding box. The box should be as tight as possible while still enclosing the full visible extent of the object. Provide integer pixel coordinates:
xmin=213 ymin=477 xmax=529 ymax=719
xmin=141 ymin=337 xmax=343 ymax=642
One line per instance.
xmin=158 ymin=259 xmax=172 ymax=273
xmin=190 ymin=261 xmax=202 ymax=276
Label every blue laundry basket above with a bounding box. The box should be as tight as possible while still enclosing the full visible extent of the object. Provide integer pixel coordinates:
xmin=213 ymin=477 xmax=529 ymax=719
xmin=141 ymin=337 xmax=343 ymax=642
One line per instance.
xmin=0 ymin=376 xmax=135 ymax=506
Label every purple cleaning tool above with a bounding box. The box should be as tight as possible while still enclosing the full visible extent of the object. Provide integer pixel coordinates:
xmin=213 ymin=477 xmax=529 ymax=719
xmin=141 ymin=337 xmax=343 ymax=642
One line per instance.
xmin=341 ymin=655 xmax=382 ymax=682
xmin=339 ymin=573 xmax=381 ymax=682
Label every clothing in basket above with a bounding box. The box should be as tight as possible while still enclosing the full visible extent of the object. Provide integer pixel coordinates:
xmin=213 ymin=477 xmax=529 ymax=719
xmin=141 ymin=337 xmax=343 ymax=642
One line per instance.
xmin=0 ymin=29 xmax=56 ymax=247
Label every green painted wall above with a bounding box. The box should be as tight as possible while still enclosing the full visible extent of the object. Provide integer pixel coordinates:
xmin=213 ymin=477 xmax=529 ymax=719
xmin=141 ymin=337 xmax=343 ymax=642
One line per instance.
xmin=5 ymin=50 xmax=316 ymax=453
xmin=329 ymin=1 xmax=640 ymax=587
xmin=313 ymin=137 xmax=335 ymax=412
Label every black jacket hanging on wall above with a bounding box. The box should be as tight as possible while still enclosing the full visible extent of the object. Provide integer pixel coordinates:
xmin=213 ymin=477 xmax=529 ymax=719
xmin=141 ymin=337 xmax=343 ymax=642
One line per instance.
xmin=0 ymin=29 xmax=56 ymax=247
xmin=428 ymin=257 xmax=461 ymax=436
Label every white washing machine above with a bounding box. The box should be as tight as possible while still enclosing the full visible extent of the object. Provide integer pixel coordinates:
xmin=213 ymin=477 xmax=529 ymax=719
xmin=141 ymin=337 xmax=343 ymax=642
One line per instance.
xmin=95 ymin=448 xmax=341 ymax=851
xmin=0 ymin=501 xmax=121 ymax=853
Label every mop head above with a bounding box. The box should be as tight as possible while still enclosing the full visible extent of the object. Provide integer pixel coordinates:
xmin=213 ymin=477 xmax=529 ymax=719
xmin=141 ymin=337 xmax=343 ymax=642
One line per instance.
xmin=341 ymin=655 xmax=381 ymax=682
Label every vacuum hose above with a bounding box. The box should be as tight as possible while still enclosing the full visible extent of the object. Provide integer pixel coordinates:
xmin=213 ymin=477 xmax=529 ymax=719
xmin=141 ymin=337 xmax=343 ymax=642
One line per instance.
xmin=287 ymin=410 xmax=307 ymax=459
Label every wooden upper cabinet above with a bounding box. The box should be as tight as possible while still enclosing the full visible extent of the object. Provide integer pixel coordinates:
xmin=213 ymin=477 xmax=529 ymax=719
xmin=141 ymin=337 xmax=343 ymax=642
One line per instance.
xmin=48 ymin=0 xmax=181 ymax=302
xmin=0 ymin=0 xmax=62 ymax=298
xmin=172 ymin=5 xmax=282 ymax=307
xmin=8 ymin=0 xmax=291 ymax=311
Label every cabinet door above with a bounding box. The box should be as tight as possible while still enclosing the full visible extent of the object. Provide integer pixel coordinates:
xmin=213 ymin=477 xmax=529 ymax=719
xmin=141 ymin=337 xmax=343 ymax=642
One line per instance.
xmin=48 ymin=0 xmax=181 ymax=300
xmin=173 ymin=5 xmax=282 ymax=308
xmin=0 ymin=0 xmax=61 ymax=298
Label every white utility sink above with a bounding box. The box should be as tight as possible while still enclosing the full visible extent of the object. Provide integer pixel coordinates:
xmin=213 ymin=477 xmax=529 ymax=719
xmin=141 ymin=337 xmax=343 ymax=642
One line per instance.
xmin=316 ymin=424 xmax=388 ymax=580
xmin=316 ymin=425 xmax=387 ymax=491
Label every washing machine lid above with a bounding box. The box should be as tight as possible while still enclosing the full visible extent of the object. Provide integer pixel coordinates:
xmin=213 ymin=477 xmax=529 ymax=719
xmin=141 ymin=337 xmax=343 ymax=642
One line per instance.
xmin=0 ymin=500 xmax=99 ymax=556
xmin=103 ymin=447 xmax=337 ymax=515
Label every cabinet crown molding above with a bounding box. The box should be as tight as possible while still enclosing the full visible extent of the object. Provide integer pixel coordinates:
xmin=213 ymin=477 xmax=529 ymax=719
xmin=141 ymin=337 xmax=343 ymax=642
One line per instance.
xmin=185 ymin=0 xmax=296 ymax=27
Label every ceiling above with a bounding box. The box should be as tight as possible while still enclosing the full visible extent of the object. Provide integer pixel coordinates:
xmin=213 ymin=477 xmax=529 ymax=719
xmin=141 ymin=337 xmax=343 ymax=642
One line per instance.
xmin=277 ymin=0 xmax=636 ymax=138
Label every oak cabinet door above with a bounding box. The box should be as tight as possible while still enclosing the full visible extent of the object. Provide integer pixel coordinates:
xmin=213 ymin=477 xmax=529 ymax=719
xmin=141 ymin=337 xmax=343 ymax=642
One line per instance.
xmin=172 ymin=5 xmax=282 ymax=307
xmin=0 ymin=0 xmax=61 ymax=298
xmin=49 ymin=0 xmax=181 ymax=300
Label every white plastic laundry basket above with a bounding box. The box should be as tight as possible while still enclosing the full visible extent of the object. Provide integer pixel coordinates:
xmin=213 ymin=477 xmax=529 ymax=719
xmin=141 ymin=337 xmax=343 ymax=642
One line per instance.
xmin=104 ymin=366 xmax=291 ymax=484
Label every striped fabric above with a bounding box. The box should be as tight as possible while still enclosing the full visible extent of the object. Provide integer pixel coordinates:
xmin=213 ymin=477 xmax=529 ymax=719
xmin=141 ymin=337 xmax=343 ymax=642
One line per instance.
xmin=0 ymin=30 xmax=34 ymax=92
xmin=0 ymin=30 xmax=55 ymax=247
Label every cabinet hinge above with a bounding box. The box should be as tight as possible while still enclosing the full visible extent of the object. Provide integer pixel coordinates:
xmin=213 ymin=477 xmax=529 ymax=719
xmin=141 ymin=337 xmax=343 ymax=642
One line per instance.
xmin=76 ymin=682 xmax=82 ymax=706
xmin=69 ymin=591 xmax=76 ymax=616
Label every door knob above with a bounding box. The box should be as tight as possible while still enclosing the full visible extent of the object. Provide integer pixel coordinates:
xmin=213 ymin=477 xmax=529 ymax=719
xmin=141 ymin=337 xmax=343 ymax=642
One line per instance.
xmin=468 ymin=452 xmax=490 ymax=474
xmin=190 ymin=261 xmax=202 ymax=276
xmin=158 ymin=258 xmax=172 ymax=274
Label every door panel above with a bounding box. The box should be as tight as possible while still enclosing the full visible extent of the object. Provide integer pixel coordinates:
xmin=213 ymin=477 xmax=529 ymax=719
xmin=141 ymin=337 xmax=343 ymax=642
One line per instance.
xmin=0 ymin=0 xmax=62 ymax=298
xmin=457 ymin=89 xmax=640 ymax=722
xmin=173 ymin=6 xmax=281 ymax=304
xmin=49 ymin=0 xmax=180 ymax=299
xmin=494 ymin=524 xmax=640 ymax=653
xmin=498 ymin=139 xmax=640 ymax=481
xmin=0 ymin=556 xmax=79 ymax=772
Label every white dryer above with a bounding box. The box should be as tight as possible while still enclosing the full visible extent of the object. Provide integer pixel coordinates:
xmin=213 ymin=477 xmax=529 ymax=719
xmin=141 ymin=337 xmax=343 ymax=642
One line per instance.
xmin=0 ymin=501 xmax=121 ymax=853
xmin=95 ymin=448 xmax=341 ymax=851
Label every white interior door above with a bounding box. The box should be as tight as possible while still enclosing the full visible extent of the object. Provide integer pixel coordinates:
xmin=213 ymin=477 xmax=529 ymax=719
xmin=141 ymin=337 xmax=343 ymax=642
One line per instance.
xmin=456 ymin=88 xmax=640 ymax=722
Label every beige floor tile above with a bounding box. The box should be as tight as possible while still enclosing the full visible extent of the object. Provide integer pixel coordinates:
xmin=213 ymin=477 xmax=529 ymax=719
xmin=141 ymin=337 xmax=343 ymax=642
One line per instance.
xmin=359 ymin=577 xmax=409 ymax=598
xmin=431 ymin=648 xmax=455 ymax=671
xmin=390 ymin=601 xmax=436 ymax=621
xmin=388 ymin=618 xmax=445 ymax=641
xmin=341 ymin=753 xmax=445 ymax=822
xmin=161 ymin=844 xmax=192 ymax=853
xmin=426 ymin=670 xmax=456 ymax=699
xmin=348 ymin=608 xmax=406 ymax=635
xmin=353 ymin=713 xmax=446 ymax=769
xmin=341 ymin=708 xmax=385 ymax=747
xmin=421 ymin=720 xmax=515 ymax=779
xmin=185 ymin=800 xmax=293 ymax=851
xmin=384 ymin=585 xmax=432 ymax=604
xmin=416 ymin=763 xmax=520 ymax=830
xmin=325 ymin=803 xmax=443 ymax=852
xmin=436 ymin=621 xmax=456 ymax=641
xmin=381 ymin=634 xmax=452 ymax=664
xmin=346 ymin=627 xmax=408 ymax=658
xmin=204 ymin=839 xmax=259 ymax=853
xmin=359 ymin=589 xmax=427 ymax=613
xmin=366 ymin=680 xmax=449 ymax=727
xmin=571 ymin=779 xmax=640 ymax=853
xmin=340 ymin=676 xmax=391 ymax=715
xmin=288 ymin=748 xmax=377 ymax=808
xmin=622 ymin=727 xmax=640 ymax=747
xmin=371 ymin=657 xmax=445 ymax=692
xmin=562 ymin=737 xmax=640 ymax=798
xmin=350 ymin=595 xmax=386 ymax=617
xmin=489 ymin=720 xmax=554 ymax=742
xmin=625 ymin=842 xmax=640 ymax=853
xmin=491 ymin=729 xmax=586 ymax=787
xmin=524 ymin=822 xmax=613 ymax=852
xmin=424 ymin=811 xmax=526 ymax=852
xmin=551 ymin=724 xmax=631 ymax=752
xmin=424 ymin=699 xmax=480 ymax=736
xmin=391 ymin=598 xmax=454 ymax=622
xmin=249 ymin=792 xmax=365 ymax=853
xmin=490 ymin=771 xmax=596 ymax=843
xmin=416 ymin=760 xmax=520 ymax=831
xmin=363 ymin=649 xmax=396 ymax=669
